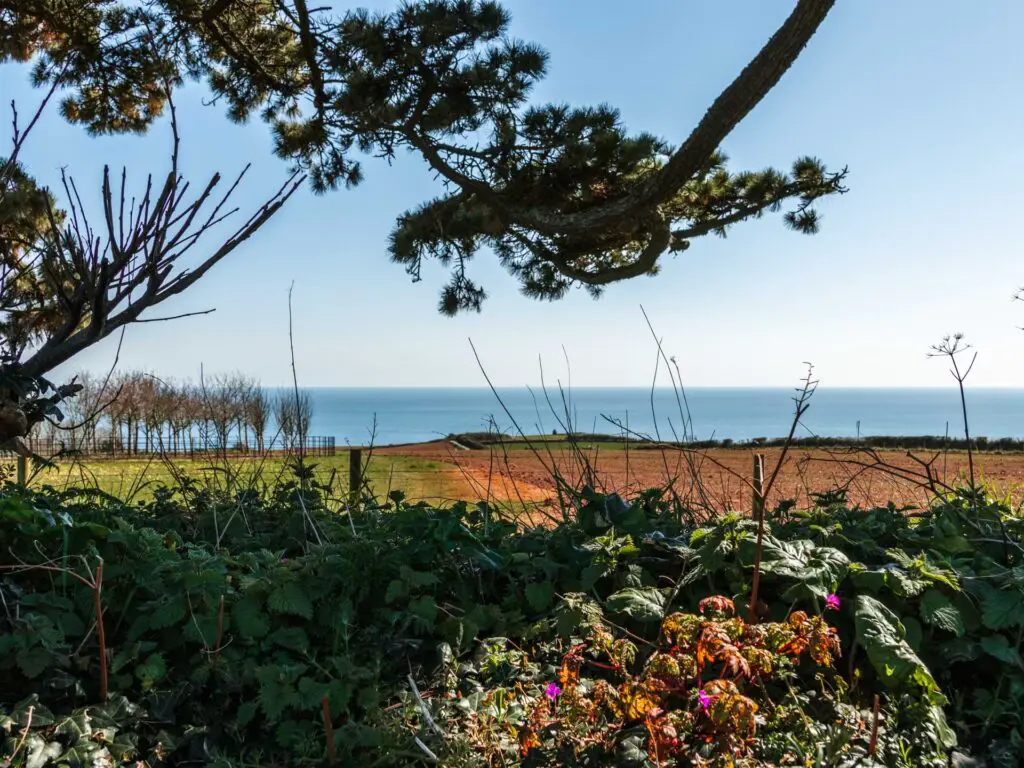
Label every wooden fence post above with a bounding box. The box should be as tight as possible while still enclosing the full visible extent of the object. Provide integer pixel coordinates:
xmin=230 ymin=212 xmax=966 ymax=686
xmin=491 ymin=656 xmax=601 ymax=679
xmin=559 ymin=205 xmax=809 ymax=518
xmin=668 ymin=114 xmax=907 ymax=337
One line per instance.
xmin=348 ymin=449 xmax=362 ymax=507
xmin=752 ymin=453 xmax=764 ymax=518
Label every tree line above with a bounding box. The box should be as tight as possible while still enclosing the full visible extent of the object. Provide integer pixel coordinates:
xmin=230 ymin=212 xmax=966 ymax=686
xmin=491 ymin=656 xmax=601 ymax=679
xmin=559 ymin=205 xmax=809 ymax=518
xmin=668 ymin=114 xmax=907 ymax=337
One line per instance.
xmin=30 ymin=372 xmax=315 ymax=457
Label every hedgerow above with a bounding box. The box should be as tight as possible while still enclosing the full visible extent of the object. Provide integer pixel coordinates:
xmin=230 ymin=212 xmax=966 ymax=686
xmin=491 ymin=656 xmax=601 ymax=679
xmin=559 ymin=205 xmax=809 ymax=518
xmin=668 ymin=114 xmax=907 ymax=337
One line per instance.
xmin=0 ymin=477 xmax=1020 ymax=766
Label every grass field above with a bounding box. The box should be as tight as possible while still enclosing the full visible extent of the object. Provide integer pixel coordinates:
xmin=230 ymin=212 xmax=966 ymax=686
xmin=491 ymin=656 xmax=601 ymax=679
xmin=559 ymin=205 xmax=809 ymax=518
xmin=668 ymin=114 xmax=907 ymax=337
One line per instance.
xmin=15 ymin=450 xmax=489 ymax=505
xmin=11 ymin=435 xmax=1024 ymax=513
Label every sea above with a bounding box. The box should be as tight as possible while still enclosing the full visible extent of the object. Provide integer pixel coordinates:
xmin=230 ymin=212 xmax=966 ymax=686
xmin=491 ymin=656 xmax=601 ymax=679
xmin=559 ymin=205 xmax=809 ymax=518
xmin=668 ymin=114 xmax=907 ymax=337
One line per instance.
xmin=287 ymin=387 xmax=1024 ymax=447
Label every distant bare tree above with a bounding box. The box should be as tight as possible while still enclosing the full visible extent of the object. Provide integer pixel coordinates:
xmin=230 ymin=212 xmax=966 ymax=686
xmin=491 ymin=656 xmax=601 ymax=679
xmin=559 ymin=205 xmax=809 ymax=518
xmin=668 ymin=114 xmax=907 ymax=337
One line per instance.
xmin=0 ymin=92 xmax=302 ymax=456
xmin=247 ymin=384 xmax=271 ymax=453
xmin=274 ymin=391 xmax=313 ymax=452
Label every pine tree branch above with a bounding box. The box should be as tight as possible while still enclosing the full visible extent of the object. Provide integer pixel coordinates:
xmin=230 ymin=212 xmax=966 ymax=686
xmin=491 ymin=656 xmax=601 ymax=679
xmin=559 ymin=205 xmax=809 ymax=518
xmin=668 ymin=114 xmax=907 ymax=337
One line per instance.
xmin=503 ymin=0 xmax=837 ymax=236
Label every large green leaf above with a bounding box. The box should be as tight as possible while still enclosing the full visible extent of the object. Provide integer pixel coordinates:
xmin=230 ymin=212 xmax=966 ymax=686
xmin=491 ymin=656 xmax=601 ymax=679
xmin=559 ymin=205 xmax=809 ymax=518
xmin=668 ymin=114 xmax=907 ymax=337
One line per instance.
xmin=14 ymin=647 xmax=52 ymax=679
xmin=980 ymin=634 xmax=1022 ymax=666
xmin=976 ymin=583 xmax=1024 ymax=630
xmin=919 ymin=589 xmax=964 ymax=636
xmin=135 ymin=653 xmax=167 ymax=689
xmin=605 ymin=587 xmax=667 ymax=622
xmin=741 ymin=536 xmax=848 ymax=601
xmin=525 ymin=581 xmax=554 ymax=612
xmin=232 ymin=595 xmax=270 ymax=639
xmin=267 ymin=582 xmax=313 ymax=619
xmin=854 ymin=595 xmax=941 ymax=696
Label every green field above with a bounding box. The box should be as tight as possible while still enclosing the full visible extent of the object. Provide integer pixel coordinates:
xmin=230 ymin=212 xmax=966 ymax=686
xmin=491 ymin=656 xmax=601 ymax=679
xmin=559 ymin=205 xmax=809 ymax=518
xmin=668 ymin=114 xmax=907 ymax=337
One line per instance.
xmin=17 ymin=451 xmax=480 ymax=504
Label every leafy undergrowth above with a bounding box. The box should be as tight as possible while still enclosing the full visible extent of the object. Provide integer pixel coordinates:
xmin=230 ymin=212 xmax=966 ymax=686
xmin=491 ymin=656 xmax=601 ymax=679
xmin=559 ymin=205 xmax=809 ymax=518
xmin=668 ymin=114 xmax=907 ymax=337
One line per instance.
xmin=0 ymin=478 xmax=1020 ymax=766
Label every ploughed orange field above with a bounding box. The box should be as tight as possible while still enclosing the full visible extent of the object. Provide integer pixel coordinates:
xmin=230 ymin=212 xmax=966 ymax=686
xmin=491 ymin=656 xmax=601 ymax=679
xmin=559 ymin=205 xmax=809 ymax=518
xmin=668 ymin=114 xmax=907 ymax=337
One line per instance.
xmin=377 ymin=440 xmax=1024 ymax=514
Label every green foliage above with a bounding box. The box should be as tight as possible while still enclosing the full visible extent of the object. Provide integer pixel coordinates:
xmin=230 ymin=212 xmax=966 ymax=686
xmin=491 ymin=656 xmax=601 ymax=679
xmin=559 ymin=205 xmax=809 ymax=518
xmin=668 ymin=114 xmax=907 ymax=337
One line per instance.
xmin=5 ymin=0 xmax=845 ymax=313
xmin=0 ymin=480 xmax=1022 ymax=765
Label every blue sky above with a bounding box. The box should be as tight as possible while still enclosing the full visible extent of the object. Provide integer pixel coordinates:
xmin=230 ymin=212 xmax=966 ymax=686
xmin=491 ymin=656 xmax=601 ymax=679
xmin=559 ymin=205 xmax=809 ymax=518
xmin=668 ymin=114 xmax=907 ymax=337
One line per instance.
xmin=4 ymin=0 xmax=1024 ymax=388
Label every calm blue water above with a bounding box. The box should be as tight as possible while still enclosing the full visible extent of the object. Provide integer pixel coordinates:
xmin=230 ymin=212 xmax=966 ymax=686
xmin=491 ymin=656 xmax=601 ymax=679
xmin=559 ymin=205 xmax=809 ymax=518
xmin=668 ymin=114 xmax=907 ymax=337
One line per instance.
xmin=284 ymin=388 xmax=1024 ymax=447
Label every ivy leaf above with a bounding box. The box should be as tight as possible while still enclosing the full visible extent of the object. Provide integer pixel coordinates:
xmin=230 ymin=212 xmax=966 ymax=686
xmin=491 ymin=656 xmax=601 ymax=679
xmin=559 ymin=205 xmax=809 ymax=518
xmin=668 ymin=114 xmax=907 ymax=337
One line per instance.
xmin=525 ymin=582 xmax=554 ymax=612
xmin=62 ymin=742 xmax=110 ymax=766
xmin=919 ymin=589 xmax=964 ymax=636
xmin=54 ymin=710 xmax=92 ymax=740
xmin=267 ymin=582 xmax=313 ymax=619
xmin=854 ymin=595 xmax=941 ymax=696
xmin=7 ymin=698 xmax=54 ymax=728
xmin=980 ymin=635 xmax=1022 ymax=666
xmin=615 ymin=729 xmax=654 ymax=766
xmin=23 ymin=734 xmax=64 ymax=768
xmin=106 ymin=731 xmax=138 ymax=763
xmin=605 ymin=588 xmax=667 ymax=623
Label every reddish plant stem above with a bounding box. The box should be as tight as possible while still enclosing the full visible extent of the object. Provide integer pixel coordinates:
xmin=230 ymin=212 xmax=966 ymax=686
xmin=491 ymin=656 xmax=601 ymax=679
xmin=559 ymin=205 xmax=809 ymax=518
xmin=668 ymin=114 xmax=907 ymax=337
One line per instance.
xmin=321 ymin=695 xmax=336 ymax=765
xmin=94 ymin=562 xmax=108 ymax=701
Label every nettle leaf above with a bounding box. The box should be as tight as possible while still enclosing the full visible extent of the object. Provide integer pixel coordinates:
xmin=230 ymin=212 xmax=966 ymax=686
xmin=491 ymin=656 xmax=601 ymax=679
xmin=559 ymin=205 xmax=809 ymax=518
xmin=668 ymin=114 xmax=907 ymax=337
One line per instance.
xmin=400 ymin=566 xmax=439 ymax=588
xmin=919 ymin=589 xmax=965 ymax=636
xmin=977 ymin=584 xmax=1024 ymax=630
xmin=525 ymin=581 xmax=554 ymax=612
xmin=849 ymin=567 xmax=886 ymax=594
xmin=232 ymin=595 xmax=270 ymax=639
xmin=270 ymin=626 xmax=310 ymax=651
xmin=581 ymin=561 xmax=609 ymax=591
xmin=980 ymin=635 xmax=1023 ymax=666
xmin=268 ymin=582 xmax=313 ymax=619
xmin=276 ymin=718 xmax=314 ymax=750
xmin=15 ymin=647 xmax=52 ymax=679
xmin=135 ymin=653 xmax=167 ymax=688
xmin=854 ymin=595 xmax=941 ymax=696
xmin=236 ymin=700 xmax=259 ymax=729
xmin=939 ymin=638 xmax=981 ymax=663
xmin=885 ymin=567 xmax=932 ymax=599
xmin=605 ymin=588 xmax=667 ymax=623
xmin=409 ymin=595 xmax=437 ymax=624
xmin=297 ymin=676 xmax=329 ymax=708
xmin=385 ymin=579 xmax=406 ymax=604
xmin=147 ymin=595 xmax=187 ymax=631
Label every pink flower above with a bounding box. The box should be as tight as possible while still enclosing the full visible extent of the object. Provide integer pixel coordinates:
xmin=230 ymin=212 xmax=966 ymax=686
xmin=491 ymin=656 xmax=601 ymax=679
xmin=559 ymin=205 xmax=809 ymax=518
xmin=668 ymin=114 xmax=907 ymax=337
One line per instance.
xmin=545 ymin=683 xmax=562 ymax=700
xmin=826 ymin=593 xmax=840 ymax=611
xmin=698 ymin=689 xmax=711 ymax=710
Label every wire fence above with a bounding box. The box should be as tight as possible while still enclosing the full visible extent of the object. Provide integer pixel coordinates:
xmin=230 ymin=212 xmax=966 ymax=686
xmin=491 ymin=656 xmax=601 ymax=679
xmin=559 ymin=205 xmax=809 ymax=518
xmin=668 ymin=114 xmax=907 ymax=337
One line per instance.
xmin=1 ymin=435 xmax=337 ymax=459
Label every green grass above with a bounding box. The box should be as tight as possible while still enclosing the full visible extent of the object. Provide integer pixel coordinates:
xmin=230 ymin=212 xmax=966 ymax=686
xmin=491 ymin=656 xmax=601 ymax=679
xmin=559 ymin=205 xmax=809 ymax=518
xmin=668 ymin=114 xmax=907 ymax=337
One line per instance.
xmin=22 ymin=451 xmax=481 ymax=504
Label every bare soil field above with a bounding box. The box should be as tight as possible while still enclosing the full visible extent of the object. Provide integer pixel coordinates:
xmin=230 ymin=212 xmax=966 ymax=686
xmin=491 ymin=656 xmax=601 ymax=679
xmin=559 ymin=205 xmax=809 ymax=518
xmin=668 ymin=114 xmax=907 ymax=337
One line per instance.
xmin=377 ymin=440 xmax=1024 ymax=513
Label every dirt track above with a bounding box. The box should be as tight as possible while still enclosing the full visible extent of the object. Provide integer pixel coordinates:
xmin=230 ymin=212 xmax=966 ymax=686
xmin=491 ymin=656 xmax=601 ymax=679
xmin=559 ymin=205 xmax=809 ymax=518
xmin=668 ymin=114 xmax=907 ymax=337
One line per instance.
xmin=377 ymin=440 xmax=1024 ymax=513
